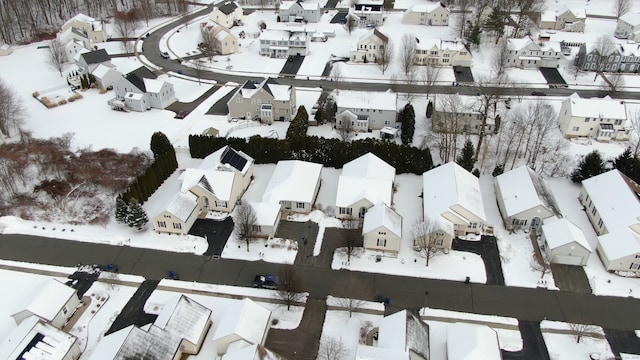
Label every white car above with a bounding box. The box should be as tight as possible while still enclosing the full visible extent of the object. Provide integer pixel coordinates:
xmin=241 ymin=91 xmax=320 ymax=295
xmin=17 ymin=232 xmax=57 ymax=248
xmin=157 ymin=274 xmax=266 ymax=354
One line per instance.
xmin=161 ymin=52 xmax=170 ymax=59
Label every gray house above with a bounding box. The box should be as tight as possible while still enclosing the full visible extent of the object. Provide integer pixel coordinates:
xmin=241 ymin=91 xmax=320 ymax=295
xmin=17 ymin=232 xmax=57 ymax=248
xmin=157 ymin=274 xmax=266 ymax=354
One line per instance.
xmin=279 ymin=0 xmax=321 ymax=23
xmin=335 ymin=90 xmax=397 ymax=131
xmin=76 ymin=48 xmax=112 ymax=74
xmin=109 ymin=67 xmax=176 ymax=112
xmin=227 ymin=78 xmax=297 ymax=123
xmin=575 ymin=42 xmax=640 ymax=73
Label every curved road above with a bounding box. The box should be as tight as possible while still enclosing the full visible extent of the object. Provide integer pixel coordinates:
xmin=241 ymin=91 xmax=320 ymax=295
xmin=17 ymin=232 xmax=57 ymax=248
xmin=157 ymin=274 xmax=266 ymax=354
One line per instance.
xmin=1 ymin=233 xmax=640 ymax=331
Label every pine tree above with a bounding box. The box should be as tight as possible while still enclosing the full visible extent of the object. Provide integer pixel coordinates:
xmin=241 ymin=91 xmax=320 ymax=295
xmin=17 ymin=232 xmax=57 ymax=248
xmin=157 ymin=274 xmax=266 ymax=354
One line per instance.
xmin=400 ymin=103 xmax=415 ymax=145
xmin=426 ymin=101 xmax=434 ymax=118
xmin=150 ymin=132 xmax=174 ymax=158
xmin=115 ymin=196 xmax=128 ymax=224
xmin=571 ymin=150 xmax=607 ymax=183
xmin=466 ymin=24 xmax=481 ymax=47
xmin=492 ymin=164 xmax=505 ymax=177
xmin=472 ymin=168 xmax=480 ymax=177
xmin=126 ymin=199 xmax=149 ymax=230
xmin=456 ymin=139 xmax=475 ymax=172
xmin=614 ymin=147 xmax=637 ymax=180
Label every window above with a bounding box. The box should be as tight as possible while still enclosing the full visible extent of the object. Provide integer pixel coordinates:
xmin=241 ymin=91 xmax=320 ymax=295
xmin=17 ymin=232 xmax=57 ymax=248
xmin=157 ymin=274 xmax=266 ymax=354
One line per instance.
xmin=630 ymin=263 xmax=640 ymax=270
xmin=615 ymin=119 xmax=622 ymax=125
xmin=585 ymin=118 xmax=589 ymax=122
xmin=435 ymin=238 xmax=443 ymax=246
xmin=512 ymin=219 xmax=527 ymax=226
xmin=236 ymin=97 xmax=243 ymax=103
xmin=158 ymin=221 xmax=167 ymax=228
xmin=164 ymin=215 xmax=171 ymax=218
xmin=296 ymin=202 xmax=305 ymax=209
xmin=572 ymin=126 xmax=579 ymax=131
xmin=173 ymin=223 xmax=182 ymax=230
xmin=215 ymin=200 xmax=228 ymax=208
xmin=592 ymin=207 xmax=597 ymax=216
xmin=378 ymin=231 xmax=387 ymax=235
xmin=377 ymin=238 xmax=387 ymax=247
xmin=597 ymin=219 xmax=603 ymax=228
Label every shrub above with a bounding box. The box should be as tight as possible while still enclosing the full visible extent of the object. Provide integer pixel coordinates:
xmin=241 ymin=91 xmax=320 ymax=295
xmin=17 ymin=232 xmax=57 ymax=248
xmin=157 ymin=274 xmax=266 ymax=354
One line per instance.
xmin=32 ymin=91 xmax=39 ymax=97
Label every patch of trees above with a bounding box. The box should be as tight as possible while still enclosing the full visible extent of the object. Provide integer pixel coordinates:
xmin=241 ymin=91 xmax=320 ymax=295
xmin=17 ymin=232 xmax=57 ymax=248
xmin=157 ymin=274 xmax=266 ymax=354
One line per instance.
xmin=399 ymin=103 xmax=415 ymax=146
xmin=571 ymin=150 xmax=606 ymax=183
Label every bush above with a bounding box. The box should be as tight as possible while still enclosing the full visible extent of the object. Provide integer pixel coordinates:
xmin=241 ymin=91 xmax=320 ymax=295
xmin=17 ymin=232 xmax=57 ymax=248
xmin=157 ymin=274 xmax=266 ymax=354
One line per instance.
xmin=32 ymin=91 xmax=39 ymax=97
xmin=57 ymin=99 xmax=67 ymax=105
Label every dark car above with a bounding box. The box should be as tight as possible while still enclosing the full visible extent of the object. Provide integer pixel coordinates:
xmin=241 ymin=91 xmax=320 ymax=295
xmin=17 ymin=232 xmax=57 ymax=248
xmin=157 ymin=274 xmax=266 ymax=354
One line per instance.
xmin=531 ymin=91 xmax=546 ymax=96
xmin=253 ymin=275 xmax=279 ymax=289
xmin=174 ymin=111 xmax=189 ymax=119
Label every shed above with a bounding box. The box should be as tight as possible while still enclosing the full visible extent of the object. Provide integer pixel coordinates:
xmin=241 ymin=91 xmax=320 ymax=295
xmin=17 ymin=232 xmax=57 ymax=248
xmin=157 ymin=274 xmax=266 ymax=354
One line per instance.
xmin=0 ymin=44 xmax=13 ymax=56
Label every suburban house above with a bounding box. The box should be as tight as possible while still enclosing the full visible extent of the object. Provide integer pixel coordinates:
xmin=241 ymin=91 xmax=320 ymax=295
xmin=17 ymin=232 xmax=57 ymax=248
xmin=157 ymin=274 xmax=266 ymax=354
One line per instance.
xmin=362 ymin=203 xmax=403 ymax=257
xmin=227 ymin=78 xmax=297 ymax=123
xmin=575 ymin=41 xmax=640 ymax=73
xmin=557 ymin=93 xmax=629 ymax=141
xmin=432 ymin=94 xmax=494 ymax=135
xmin=414 ymin=38 xmax=472 ymax=67
xmin=200 ymin=20 xmax=239 ymax=55
xmin=335 ymin=152 xmax=395 ymax=219
xmin=505 ymin=36 xmax=561 ymax=69
xmin=59 ymin=28 xmax=91 ymax=62
xmin=615 ymin=12 xmax=640 ymax=41
xmin=279 ymin=0 xmax=321 ymax=23
xmin=447 ymin=323 xmax=502 ymax=360
xmin=538 ymin=217 xmax=592 ymax=266
xmin=351 ymin=29 xmax=388 ymax=63
xmin=422 ymin=162 xmax=487 ymax=250
xmin=11 ymin=279 xmax=80 ymax=329
xmin=221 ymin=344 xmax=283 ymax=359
xmin=258 ymin=28 xmax=309 ymax=58
xmin=335 ymin=90 xmax=397 ymax=131
xmin=494 ymin=166 xmax=558 ymax=231
xmin=89 ymin=295 xmax=212 ymax=360
xmin=249 ymin=201 xmax=282 ymax=238
xmin=0 ymin=43 xmax=13 ymax=56
xmin=213 ymin=298 xmax=272 ymax=356
xmin=92 ymin=64 xmax=122 ymax=90
xmin=0 ymin=316 xmax=80 ymax=360
xmin=580 ymin=170 xmax=640 ymax=272
xmin=62 ymin=13 xmax=107 ymax=43
xmin=154 ymin=146 xmax=254 ymax=235
xmin=350 ymin=0 xmax=384 ymax=26
xmin=356 ymin=310 xmax=430 ymax=360
xmin=262 ymin=160 xmax=323 ymax=214
xmin=109 ymin=66 xmax=176 ymax=112
xmin=75 ymin=48 xmax=112 ymax=75
xmin=403 ymin=2 xmax=449 ymax=26
xmin=538 ymin=5 xmax=586 ymax=32
xmin=209 ymin=1 xmax=243 ymax=29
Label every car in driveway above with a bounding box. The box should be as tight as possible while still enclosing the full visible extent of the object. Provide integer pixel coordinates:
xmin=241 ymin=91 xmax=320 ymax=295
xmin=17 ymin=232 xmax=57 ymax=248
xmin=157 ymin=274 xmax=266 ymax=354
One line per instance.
xmin=174 ymin=110 xmax=189 ymax=119
xmin=253 ymin=275 xmax=279 ymax=290
xmin=161 ymin=51 xmax=170 ymax=59
xmin=531 ymin=91 xmax=546 ymax=96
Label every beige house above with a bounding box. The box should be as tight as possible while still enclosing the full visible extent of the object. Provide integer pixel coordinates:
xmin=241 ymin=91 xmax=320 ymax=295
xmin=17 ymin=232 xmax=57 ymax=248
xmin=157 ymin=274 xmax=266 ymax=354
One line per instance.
xmin=209 ymin=1 xmax=243 ymax=29
xmin=200 ymin=20 xmax=239 ymax=55
xmin=12 ymin=279 xmax=80 ymax=329
xmin=0 ymin=316 xmax=80 ymax=360
xmin=580 ymin=170 xmax=640 ymax=272
xmin=227 ymin=78 xmax=297 ymax=123
xmin=62 ymin=13 xmax=107 ymax=43
xmin=351 ymin=29 xmax=388 ymax=64
xmin=615 ymin=12 xmax=640 ymax=41
xmin=414 ymin=38 xmax=472 ymax=67
xmin=558 ymin=93 xmax=629 ymax=141
xmin=403 ymin=2 xmax=449 ymax=26
xmin=356 ymin=310 xmax=430 ymax=360
xmin=538 ymin=5 xmax=586 ymax=32
xmin=213 ymin=298 xmax=271 ymax=356
xmin=432 ymin=94 xmax=494 ymax=135
xmin=495 ymin=166 xmax=558 ymax=231
xmin=539 ymin=217 xmax=592 ymax=266
xmin=154 ymin=192 xmax=200 ymax=235
xmin=262 ymin=160 xmax=322 ymax=214
xmin=249 ymin=201 xmax=282 ymax=238
xmin=362 ymin=204 xmax=402 ymax=257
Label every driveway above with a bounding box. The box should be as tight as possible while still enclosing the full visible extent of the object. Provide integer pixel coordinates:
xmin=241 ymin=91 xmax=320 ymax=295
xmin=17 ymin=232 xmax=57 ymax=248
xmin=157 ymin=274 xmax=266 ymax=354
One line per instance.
xmin=66 ymin=266 xmax=101 ymax=297
xmin=275 ymin=221 xmax=321 ymax=266
xmin=453 ymin=66 xmax=474 ymax=84
xmin=550 ymin=264 xmax=592 ymax=293
xmin=329 ymin=10 xmax=348 ymax=23
xmin=539 ymin=67 xmax=568 ymax=88
xmin=605 ymin=329 xmax=640 ymax=358
xmin=105 ymin=280 xmax=159 ymax=335
xmin=280 ymin=55 xmax=305 ymax=76
xmin=166 ymin=84 xmax=220 ymax=114
xmin=188 ymin=217 xmax=234 ymax=256
xmin=502 ymin=321 xmax=551 ymax=360
xmin=206 ymin=87 xmax=236 ymax=115
xmin=452 ymin=236 xmax=505 ymax=286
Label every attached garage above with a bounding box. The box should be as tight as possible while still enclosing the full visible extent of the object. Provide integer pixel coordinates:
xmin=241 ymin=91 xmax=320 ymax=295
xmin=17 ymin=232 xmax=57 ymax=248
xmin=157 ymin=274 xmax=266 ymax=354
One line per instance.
xmin=540 ymin=217 xmax=592 ymax=266
xmin=552 ymin=254 xmax=586 ymax=266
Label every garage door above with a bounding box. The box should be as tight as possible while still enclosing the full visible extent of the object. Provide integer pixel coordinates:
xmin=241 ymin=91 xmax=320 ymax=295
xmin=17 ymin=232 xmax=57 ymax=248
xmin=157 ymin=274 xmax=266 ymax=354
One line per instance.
xmin=553 ymin=255 xmax=584 ymax=266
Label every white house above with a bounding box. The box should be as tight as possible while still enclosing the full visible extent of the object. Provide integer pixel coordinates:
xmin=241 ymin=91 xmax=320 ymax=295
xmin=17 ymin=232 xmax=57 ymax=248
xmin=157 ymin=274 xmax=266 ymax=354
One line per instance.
xmin=213 ymin=298 xmax=271 ymax=356
xmin=11 ymin=279 xmax=80 ymax=329
xmin=0 ymin=316 xmax=80 ymax=360
xmin=75 ymin=48 xmax=112 ymax=75
xmin=262 ymin=160 xmax=323 ymax=213
xmin=351 ymin=29 xmax=388 ymax=64
xmin=356 ymin=310 xmax=430 ymax=360
xmin=580 ymin=170 xmax=640 ymax=272
xmin=0 ymin=44 xmax=13 ymax=56
xmin=221 ymin=344 xmax=283 ymax=359
xmin=59 ymin=27 xmax=91 ymax=62
xmin=62 ymin=13 xmax=107 ymax=43
xmin=335 ymin=90 xmax=397 ymax=131
xmin=615 ymin=12 xmax=640 ymax=41
xmin=249 ymin=201 xmax=282 ymax=238
xmin=414 ymin=38 xmax=472 ymax=67
xmin=209 ymin=1 xmax=243 ymax=29
xmin=336 ymin=152 xmax=395 ymax=219
xmin=362 ymin=203 xmax=402 ymax=257
xmin=89 ymin=295 xmax=212 ymax=360
xmin=259 ymin=29 xmax=309 ymax=58
xmin=403 ymin=2 xmax=449 ymax=26
xmin=92 ymin=64 xmax=121 ymax=90
xmin=539 ymin=217 xmax=592 ymax=266
xmin=422 ymin=162 xmax=487 ymax=249
xmin=109 ymin=66 xmax=176 ymax=112
xmin=351 ymin=0 xmax=384 ymax=26
xmin=506 ymin=36 xmax=561 ymax=68
xmin=558 ymin=93 xmax=629 ymax=141
xmin=154 ymin=192 xmax=200 ymax=235
xmin=495 ymin=166 xmax=558 ymax=231
xmin=447 ymin=322 xmax=502 ymax=360
xmin=279 ymin=0 xmax=321 ymax=23
xmin=538 ymin=5 xmax=586 ymax=32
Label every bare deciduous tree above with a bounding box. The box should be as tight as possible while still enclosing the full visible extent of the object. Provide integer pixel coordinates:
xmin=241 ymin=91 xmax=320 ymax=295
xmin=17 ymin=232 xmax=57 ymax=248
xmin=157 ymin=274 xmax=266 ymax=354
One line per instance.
xmin=474 ymin=73 xmax=511 ymax=160
xmin=330 ymin=62 xmax=344 ymax=91
xmin=199 ymin=24 xmax=215 ymax=62
xmin=0 ymin=78 xmax=26 ymax=140
xmin=337 ymin=216 xmax=362 ymax=262
xmin=455 ymin=0 xmax=470 ymax=38
xmin=193 ymin=59 xmax=205 ymax=86
xmin=430 ymin=93 xmax=464 ymax=162
xmin=593 ymin=35 xmax=615 ymax=80
xmin=421 ymin=64 xmax=441 ymax=96
xmin=234 ymin=203 xmax=258 ymax=252
xmin=492 ymin=37 xmax=509 ymax=78
xmin=378 ymin=39 xmax=393 ymax=75
xmin=510 ymin=0 xmax=545 ymax=38
xmin=277 ymin=264 xmax=304 ymax=310
xmin=317 ymin=336 xmax=350 ymax=360
xmin=114 ymin=9 xmax=137 ymax=53
xmin=568 ymin=323 xmax=599 ymax=343
xmin=47 ymin=39 xmax=66 ymax=77
xmin=607 ymin=73 xmax=624 ymax=92
xmin=399 ymin=34 xmax=416 ymax=78
xmin=615 ymin=0 xmax=632 ymax=19
xmin=331 ymin=275 xmax=373 ymax=317
xmin=336 ymin=113 xmax=355 ymax=141
xmin=412 ymin=218 xmax=444 ymax=267
xmin=629 ymin=109 xmax=640 ymax=156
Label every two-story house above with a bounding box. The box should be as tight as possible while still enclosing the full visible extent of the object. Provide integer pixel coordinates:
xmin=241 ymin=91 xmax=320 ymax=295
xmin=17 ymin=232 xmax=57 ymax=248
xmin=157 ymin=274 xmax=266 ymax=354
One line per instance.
xmin=431 ymin=94 xmax=493 ymax=135
xmin=403 ymin=2 xmax=449 ymax=26
xmin=58 ymin=27 xmax=91 ymax=63
xmin=575 ymin=41 xmax=640 ymax=73
xmin=414 ymin=38 xmax=472 ymax=67
xmin=227 ymin=78 xmax=297 ymax=123
xmin=279 ymin=0 xmax=321 ymax=23
xmin=351 ymin=29 xmax=388 ymax=63
xmin=259 ymin=29 xmax=309 ymax=58
xmin=335 ymin=90 xmax=397 ymax=131
xmin=558 ymin=93 xmax=629 ymax=141
xmin=75 ymin=48 xmax=112 ymax=74
xmin=538 ymin=5 xmax=586 ymax=32
xmin=615 ymin=12 xmax=640 ymax=41
xmin=209 ymin=1 xmax=243 ymax=29
xmin=62 ymin=13 xmax=107 ymax=43
xmin=200 ymin=20 xmax=239 ymax=55
xmin=506 ymin=36 xmax=561 ymax=68
xmin=350 ymin=0 xmax=384 ymax=27
xmin=109 ymin=66 xmax=176 ymax=112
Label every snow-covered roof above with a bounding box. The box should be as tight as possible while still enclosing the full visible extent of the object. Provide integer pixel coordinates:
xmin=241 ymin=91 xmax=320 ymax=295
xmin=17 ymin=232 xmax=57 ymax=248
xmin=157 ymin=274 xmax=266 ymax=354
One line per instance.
xmin=336 ymin=176 xmax=392 ymax=208
xmin=12 ymin=279 xmax=77 ymax=323
xmin=300 ymin=2 xmax=319 ymax=10
xmin=126 ymin=92 xmax=144 ymax=100
xmin=342 ymin=152 xmax=395 ymax=181
xmin=222 ymin=344 xmax=282 ymax=360
xmin=434 ymin=94 xmax=481 ymax=113
xmin=507 ymin=37 xmax=536 ymax=51
xmin=598 ymin=230 xmax=640 ymax=261
xmin=200 ymin=145 xmax=254 ymax=176
xmin=582 ymin=170 xmax=640 ymax=233
xmin=495 ymin=166 xmax=554 ymax=217
xmin=336 ymin=90 xmax=397 ymax=112
xmin=355 ymin=344 xmax=409 ymax=360
xmin=262 ymin=160 xmax=322 ymax=205
xmin=92 ymin=64 xmax=119 ymax=78
xmin=143 ymin=78 xmax=168 ymax=94
xmin=409 ymin=2 xmax=447 ymax=13
xmin=180 ymin=169 xmax=235 ymax=201
xmin=89 ymin=326 xmax=132 ymax=360
xmin=216 ymin=30 xmax=232 ymax=41
xmin=620 ymin=12 xmax=640 ymax=26
xmin=213 ymin=298 xmax=271 ymax=346
xmin=259 ymin=29 xmax=308 ymax=41
xmin=377 ymin=310 xmax=430 ymax=359
xmin=446 ymin=322 xmax=501 ymax=360
xmin=362 ymin=203 xmax=402 ymax=238
xmin=0 ymin=316 xmax=78 ymax=360
xmin=557 ymin=5 xmax=586 ymax=19
xmin=250 ymin=201 xmax=281 ymax=227
xmin=541 ymin=217 xmax=591 ymax=252
xmin=563 ymin=95 xmax=627 ymax=120
xmin=63 ymin=13 xmax=96 ymax=28
xmin=237 ymin=78 xmax=293 ymax=102
xmin=165 ymin=191 xmax=198 ymax=222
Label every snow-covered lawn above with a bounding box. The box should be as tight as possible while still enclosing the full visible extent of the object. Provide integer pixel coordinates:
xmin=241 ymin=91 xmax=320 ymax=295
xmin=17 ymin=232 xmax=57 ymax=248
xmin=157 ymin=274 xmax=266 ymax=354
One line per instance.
xmin=541 ymin=320 xmax=614 ymax=360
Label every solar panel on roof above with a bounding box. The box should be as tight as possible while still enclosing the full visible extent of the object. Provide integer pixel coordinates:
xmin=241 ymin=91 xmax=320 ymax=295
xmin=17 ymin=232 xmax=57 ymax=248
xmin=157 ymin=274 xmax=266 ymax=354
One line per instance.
xmin=221 ymin=148 xmax=248 ymax=172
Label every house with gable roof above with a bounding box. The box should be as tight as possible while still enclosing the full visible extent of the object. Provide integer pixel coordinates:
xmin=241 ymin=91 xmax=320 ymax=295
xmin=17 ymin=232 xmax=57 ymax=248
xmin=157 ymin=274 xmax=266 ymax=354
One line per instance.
xmin=109 ymin=66 xmax=176 ymax=112
xmin=209 ymin=1 xmax=243 ymax=29
xmin=249 ymin=201 xmax=282 ymax=238
xmin=75 ymin=48 xmax=112 ymax=74
xmin=505 ymin=36 xmax=561 ymax=69
xmin=213 ymin=298 xmax=272 ymax=356
xmin=538 ymin=5 xmax=586 ymax=32
xmin=615 ymin=12 xmax=640 ymax=41
xmin=539 ymin=217 xmax=592 ymax=266
xmin=335 ymin=90 xmax=397 ymax=131
xmin=12 ymin=279 xmax=80 ymax=329
xmin=227 ymin=78 xmax=297 ymax=123
xmin=362 ymin=204 xmax=403 ymax=256
xmin=258 ymin=28 xmax=309 ymax=58
xmin=92 ymin=64 xmax=122 ymax=90
xmin=580 ymin=170 xmax=640 ymax=272
xmin=59 ymin=27 xmax=91 ymax=62
xmin=336 ymin=152 xmax=395 ymax=219
xmin=154 ymin=192 xmax=200 ymax=235
xmin=403 ymin=1 xmax=449 ymax=26
xmin=0 ymin=315 xmax=80 ymax=360
xmin=356 ymin=309 xmax=430 ymax=360
xmin=558 ymin=93 xmax=629 ymax=141
xmin=262 ymin=160 xmax=322 ymax=214
xmin=200 ymin=20 xmax=239 ymax=55
xmin=414 ymin=38 xmax=472 ymax=67
xmin=447 ymin=322 xmax=502 ymax=360
xmin=351 ymin=29 xmax=388 ymax=63
xmin=280 ymin=0 xmax=321 ymax=23
xmin=575 ymin=40 xmax=640 ymax=73
xmin=350 ymin=0 xmax=384 ymax=26
xmin=494 ymin=166 xmax=559 ymax=231
xmin=422 ymin=162 xmax=487 ymax=249
xmin=432 ymin=94 xmax=495 ymax=135
xmin=62 ymin=13 xmax=107 ymax=43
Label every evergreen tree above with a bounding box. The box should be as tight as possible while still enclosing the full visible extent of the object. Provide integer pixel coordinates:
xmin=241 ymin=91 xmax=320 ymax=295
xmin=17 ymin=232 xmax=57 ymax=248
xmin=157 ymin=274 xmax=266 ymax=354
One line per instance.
xmin=115 ymin=196 xmax=128 ymax=224
xmin=466 ymin=24 xmax=481 ymax=47
xmin=484 ymin=8 xmax=506 ymax=39
xmin=456 ymin=139 xmax=475 ymax=172
xmin=613 ymin=147 xmax=637 ymax=180
xmin=426 ymin=100 xmax=434 ymax=118
xmin=150 ymin=132 xmax=173 ymax=158
xmin=400 ymin=103 xmax=415 ymax=145
xmin=472 ymin=168 xmax=480 ymax=177
xmin=571 ymin=150 xmax=607 ymax=183
xmin=492 ymin=164 xmax=505 ymax=177
xmin=126 ymin=199 xmax=149 ymax=230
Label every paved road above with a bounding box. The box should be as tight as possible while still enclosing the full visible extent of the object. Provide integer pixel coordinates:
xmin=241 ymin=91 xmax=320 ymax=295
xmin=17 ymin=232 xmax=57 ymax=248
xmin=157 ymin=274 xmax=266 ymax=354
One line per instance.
xmin=2 ymin=233 xmax=640 ymax=331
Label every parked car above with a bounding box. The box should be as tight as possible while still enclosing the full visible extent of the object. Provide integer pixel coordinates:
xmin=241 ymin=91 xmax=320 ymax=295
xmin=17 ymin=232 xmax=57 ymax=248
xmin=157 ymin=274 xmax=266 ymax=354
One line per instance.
xmin=161 ymin=51 xmax=170 ymax=59
xmin=531 ymin=91 xmax=546 ymax=96
xmin=253 ymin=275 xmax=279 ymax=289
xmin=174 ymin=111 xmax=189 ymax=119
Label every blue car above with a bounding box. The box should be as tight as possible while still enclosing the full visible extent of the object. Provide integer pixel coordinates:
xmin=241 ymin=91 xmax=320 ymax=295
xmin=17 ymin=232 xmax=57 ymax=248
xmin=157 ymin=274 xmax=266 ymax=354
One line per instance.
xmin=253 ymin=275 xmax=279 ymax=290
